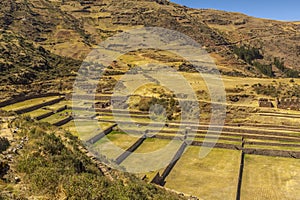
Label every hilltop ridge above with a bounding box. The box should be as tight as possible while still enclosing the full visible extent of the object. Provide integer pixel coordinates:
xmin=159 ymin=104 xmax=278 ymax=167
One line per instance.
xmin=0 ymin=0 xmax=299 ymax=83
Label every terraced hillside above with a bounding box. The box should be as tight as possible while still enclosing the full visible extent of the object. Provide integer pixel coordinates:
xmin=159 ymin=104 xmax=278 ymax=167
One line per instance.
xmin=1 ymin=89 xmax=300 ymax=199
xmin=0 ymin=0 xmax=300 ymax=199
xmin=0 ymin=0 xmax=299 ymax=82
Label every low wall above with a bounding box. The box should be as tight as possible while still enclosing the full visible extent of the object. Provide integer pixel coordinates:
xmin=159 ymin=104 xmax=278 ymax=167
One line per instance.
xmin=191 ymin=141 xmax=241 ymax=150
xmin=245 ymin=141 xmax=300 ymax=147
xmin=243 ymin=148 xmax=300 ymax=159
xmin=236 ymin=151 xmax=245 ymax=200
xmin=0 ymin=93 xmax=63 ymax=108
xmin=151 ymin=142 xmax=188 ymax=186
xmin=96 ymin=109 xmax=148 ymax=115
xmin=115 ymin=136 xmax=147 ymax=165
xmin=86 ymin=124 xmax=117 ymax=144
xmin=72 ymin=94 xmax=112 ymax=101
xmin=53 ymin=116 xmax=74 ymax=127
xmin=15 ymin=97 xmax=65 ymax=114
xmin=35 ymin=105 xmax=68 ymax=121
xmin=56 ymin=105 xmax=68 ymax=113
xmin=35 ymin=111 xmax=54 ymax=121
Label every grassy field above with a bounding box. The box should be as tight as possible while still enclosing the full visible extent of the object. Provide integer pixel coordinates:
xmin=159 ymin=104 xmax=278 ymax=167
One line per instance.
xmin=1 ymin=96 xmax=61 ymax=111
xmin=91 ymin=131 xmax=141 ymax=160
xmin=40 ymin=109 xmax=72 ymax=124
xmin=241 ymin=155 xmax=300 ymax=200
xmin=165 ymin=146 xmax=240 ymax=199
xmin=121 ymin=138 xmax=183 ymax=175
xmin=62 ymin=120 xmax=114 ymax=141
xmin=45 ymin=100 xmax=71 ymax=110
xmin=24 ymin=108 xmax=51 ymax=118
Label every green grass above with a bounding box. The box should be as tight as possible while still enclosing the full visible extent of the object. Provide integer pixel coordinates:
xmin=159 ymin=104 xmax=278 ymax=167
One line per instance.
xmin=40 ymin=109 xmax=72 ymax=124
xmin=165 ymin=146 xmax=240 ymax=199
xmin=91 ymin=131 xmax=141 ymax=160
xmin=134 ymin=138 xmax=178 ymax=154
xmin=241 ymin=154 xmax=300 ymax=200
xmin=24 ymin=108 xmax=52 ymax=118
xmin=121 ymin=138 xmax=182 ymax=175
xmin=1 ymin=96 xmax=61 ymax=111
xmin=45 ymin=100 xmax=71 ymax=110
xmin=62 ymin=120 xmax=114 ymax=141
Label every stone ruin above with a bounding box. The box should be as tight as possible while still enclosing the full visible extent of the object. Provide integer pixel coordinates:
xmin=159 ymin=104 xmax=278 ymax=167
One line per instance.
xmin=258 ymin=98 xmax=300 ymax=111
xmin=93 ymin=101 xmax=111 ymax=109
xmin=258 ymin=98 xmax=274 ymax=108
xmin=277 ymin=98 xmax=300 ymax=111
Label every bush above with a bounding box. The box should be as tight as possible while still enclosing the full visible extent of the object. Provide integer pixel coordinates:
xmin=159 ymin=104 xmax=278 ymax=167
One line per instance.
xmin=273 ymin=57 xmax=285 ymax=71
xmin=138 ymin=96 xmax=179 ymax=120
xmin=273 ymin=57 xmax=299 ymax=78
xmin=253 ymin=62 xmax=273 ymax=77
xmin=252 ymin=83 xmax=280 ymax=97
xmin=233 ymin=45 xmax=263 ymax=64
xmin=0 ymin=137 xmax=10 ymax=153
xmin=285 ymin=69 xmax=299 ymax=78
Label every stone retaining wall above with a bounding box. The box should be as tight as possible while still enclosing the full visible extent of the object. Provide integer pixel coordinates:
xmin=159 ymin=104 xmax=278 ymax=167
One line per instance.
xmin=115 ymin=135 xmax=147 ymax=165
xmin=0 ymin=93 xmax=63 ymax=108
xmin=86 ymin=124 xmax=117 ymax=144
xmin=35 ymin=111 xmax=55 ymax=121
xmin=151 ymin=142 xmax=188 ymax=186
xmin=53 ymin=116 xmax=74 ymax=127
xmin=15 ymin=97 xmax=65 ymax=114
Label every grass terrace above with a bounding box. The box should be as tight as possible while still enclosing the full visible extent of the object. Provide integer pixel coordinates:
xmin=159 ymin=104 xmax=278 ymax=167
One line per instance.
xmin=91 ymin=131 xmax=142 ymax=160
xmin=122 ymin=138 xmax=183 ymax=179
xmin=40 ymin=109 xmax=72 ymax=124
xmin=1 ymin=96 xmax=61 ymax=112
xmin=24 ymin=108 xmax=52 ymax=118
xmin=45 ymin=100 xmax=72 ymax=110
xmin=165 ymin=146 xmax=240 ymax=199
xmin=62 ymin=120 xmax=115 ymax=141
xmin=241 ymin=155 xmax=300 ymax=200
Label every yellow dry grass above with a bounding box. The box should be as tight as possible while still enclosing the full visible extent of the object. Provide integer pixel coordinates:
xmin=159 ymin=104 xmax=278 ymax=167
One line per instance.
xmin=165 ymin=146 xmax=240 ymax=199
xmin=1 ymin=96 xmax=60 ymax=111
xmin=241 ymin=155 xmax=300 ymax=200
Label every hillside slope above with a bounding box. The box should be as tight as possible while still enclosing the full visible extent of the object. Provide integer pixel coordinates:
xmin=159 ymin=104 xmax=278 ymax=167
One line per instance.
xmin=0 ymin=0 xmax=298 ymax=80
xmin=192 ymin=9 xmax=300 ymax=71
xmin=0 ymin=117 xmax=185 ymax=199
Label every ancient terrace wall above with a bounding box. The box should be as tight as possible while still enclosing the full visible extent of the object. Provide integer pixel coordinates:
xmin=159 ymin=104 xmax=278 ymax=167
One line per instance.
xmin=15 ymin=97 xmax=65 ymax=115
xmin=259 ymin=98 xmax=300 ymax=111
xmin=258 ymin=98 xmax=274 ymax=108
xmin=35 ymin=105 xmax=68 ymax=121
xmin=0 ymin=93 xmax=63 ymax=108
xmin=277 ymin=98 xmax=300 ymax=111
xmin=53 ymin=116 xmax=74 ymax=127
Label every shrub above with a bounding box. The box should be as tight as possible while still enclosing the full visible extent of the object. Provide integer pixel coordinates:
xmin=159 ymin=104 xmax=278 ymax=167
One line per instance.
xmin=0 ymin=137 xmax=10 ymax=153
xmin=233 ymin=45 xmax=263 ymax=64
xmin=253 ymin=62 xmax=273 ymax=77
xmin=273 ymin=57 xmax=285 ymax=71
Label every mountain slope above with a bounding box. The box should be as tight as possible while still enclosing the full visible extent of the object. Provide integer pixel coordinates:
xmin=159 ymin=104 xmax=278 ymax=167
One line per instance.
xmin=0 ymin=118 xmax=185 ymax=199
xmin=191 ymin=9 xmax=300 ymax=71
xmin=0 ymin=0 xmax=299 ymax=85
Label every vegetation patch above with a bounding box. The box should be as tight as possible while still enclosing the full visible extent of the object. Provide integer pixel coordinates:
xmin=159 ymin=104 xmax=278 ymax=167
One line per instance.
xmin=0 ymin=118 xmax=184 ymax=199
